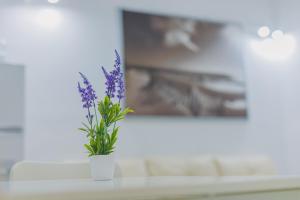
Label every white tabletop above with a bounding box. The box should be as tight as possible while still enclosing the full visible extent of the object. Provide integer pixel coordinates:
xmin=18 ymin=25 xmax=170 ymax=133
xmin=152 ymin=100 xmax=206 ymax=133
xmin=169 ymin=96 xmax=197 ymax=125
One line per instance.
xmin=1 ymin=176 xmax=300 ymax=200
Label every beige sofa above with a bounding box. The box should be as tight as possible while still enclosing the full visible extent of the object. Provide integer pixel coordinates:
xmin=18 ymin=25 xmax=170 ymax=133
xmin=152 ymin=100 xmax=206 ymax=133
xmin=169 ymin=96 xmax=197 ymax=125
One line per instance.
xmin=117 ymin=155 xmax=277 ymax=177
xmin=10 ymin=155 xmax=277 ymax=181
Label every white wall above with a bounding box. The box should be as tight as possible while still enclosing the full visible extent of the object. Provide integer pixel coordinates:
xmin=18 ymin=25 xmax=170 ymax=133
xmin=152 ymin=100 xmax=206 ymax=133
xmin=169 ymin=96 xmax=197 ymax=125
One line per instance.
xmin=0 ymin=0 xmax=291 ymax=173
xmin=276 ymin=0 xmax=300 ymax=174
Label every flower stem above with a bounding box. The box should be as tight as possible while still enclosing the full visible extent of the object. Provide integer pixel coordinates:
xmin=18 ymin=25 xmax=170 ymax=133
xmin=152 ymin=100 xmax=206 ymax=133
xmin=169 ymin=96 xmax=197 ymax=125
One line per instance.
xmin=93 ymin=101 xmax=98 ymax=125
xmin=112 ymin=99 xmax=121 ymax=131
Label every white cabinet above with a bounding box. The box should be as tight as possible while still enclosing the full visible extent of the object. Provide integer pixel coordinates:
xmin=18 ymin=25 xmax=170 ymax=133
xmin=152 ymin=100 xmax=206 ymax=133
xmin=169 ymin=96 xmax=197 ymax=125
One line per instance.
xmin=0 ymin=63 xmax=24 ymax=128
xmin=0 ymin=63 xmax=24 ymax=180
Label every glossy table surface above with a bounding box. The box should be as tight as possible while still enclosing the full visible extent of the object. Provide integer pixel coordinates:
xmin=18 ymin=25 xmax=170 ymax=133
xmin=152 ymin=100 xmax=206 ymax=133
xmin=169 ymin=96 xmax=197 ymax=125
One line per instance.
xmin=1 ymin=176 xmax=300 ymax=200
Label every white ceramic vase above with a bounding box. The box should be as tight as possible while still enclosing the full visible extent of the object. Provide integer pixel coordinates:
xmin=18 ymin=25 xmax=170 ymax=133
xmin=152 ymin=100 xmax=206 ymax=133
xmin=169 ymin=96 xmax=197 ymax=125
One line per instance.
xmin=89 ymin=154 xmax=115 ymax=181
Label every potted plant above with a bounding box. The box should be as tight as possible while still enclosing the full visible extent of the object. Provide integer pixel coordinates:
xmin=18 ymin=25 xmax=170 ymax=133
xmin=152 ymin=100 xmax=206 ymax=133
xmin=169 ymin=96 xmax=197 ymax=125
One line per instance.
xmin=77 ymin=50 xmax=133 ymax=180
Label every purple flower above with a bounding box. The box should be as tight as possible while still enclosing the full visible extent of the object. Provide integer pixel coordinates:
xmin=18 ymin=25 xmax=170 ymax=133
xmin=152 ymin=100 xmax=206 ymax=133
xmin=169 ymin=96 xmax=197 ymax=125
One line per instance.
xmin=78 ymin=72 xmax=97 ymax=109
xmin=102 ymin=50 xmax=125 ymax=102
xmin=114 ymin=49 xmax=121 ymax=67
xmin=102 ymin=66 xmax=116 ymax=98
xmin=114 ymin=50 xmax=125 ymax=101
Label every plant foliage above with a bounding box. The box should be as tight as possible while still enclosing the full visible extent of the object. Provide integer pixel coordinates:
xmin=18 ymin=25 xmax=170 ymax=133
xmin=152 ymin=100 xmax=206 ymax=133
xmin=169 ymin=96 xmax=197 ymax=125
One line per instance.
xmin=79 ymin=96 xmax=133 ymax=156
xmin=78 ymin=50 xmax=133 ymax=156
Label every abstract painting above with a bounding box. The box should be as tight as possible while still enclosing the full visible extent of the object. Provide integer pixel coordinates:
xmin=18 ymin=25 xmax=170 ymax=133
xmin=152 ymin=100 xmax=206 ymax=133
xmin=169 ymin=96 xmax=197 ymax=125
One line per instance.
xmin=122 ymin=10 xmax=247 ymax=117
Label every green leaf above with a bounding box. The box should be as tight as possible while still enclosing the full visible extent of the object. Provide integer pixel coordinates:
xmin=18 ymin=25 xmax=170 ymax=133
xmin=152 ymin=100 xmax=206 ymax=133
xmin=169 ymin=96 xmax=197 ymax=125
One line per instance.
xmin=122 ymin=107 xmax=134 ymax=115
xmin=111 ymin=127 xmax=119 ymax=139
xmin=78 ymin=128 xmax=88 ymax=133
xmin=81 ymin=123 xmax=90 ymax=130
xmin=84 ymin=144 xmax=95 ymax=155
xmin=107 ymin=127 xmax=118 ymax=151
xmin=90 ymin=138 xmax=98 ymax=154
xmin=113 ymin=116 xmax=125 ymax=122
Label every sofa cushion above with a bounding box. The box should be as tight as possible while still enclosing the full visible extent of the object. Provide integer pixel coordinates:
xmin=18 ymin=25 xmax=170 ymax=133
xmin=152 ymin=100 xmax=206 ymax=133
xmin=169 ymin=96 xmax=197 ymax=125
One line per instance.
xmin=145 ymin=156 xmax=218 ymax=176
xmin=145 ymin=157 xmax=188 ymax=176
xmin=10 ymin=161 xmax=91 ymax=181
xmin=186 ymin=156 xmax=219 ymax=176
xmin=115 ymin=159 xmax=148 ymax=177
xmin=244 ymin=156 xmax=277 ymax=175
xmin=215 ymin=156 xmax=277 ymax=176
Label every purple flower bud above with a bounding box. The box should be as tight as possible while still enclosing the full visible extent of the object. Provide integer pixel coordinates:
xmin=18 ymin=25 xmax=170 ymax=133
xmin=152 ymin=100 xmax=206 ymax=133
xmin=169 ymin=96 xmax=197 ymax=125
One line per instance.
xmin=101 ymin=50 xmax=125 ymax=102
xmin=78 ymin=72 xmax=97 ymax=109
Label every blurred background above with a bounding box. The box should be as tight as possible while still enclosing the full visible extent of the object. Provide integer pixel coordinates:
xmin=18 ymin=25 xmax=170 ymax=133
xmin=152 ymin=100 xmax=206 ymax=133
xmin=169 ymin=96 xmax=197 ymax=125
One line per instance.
xmin=1 ymin=0 xmax=300 ymax=180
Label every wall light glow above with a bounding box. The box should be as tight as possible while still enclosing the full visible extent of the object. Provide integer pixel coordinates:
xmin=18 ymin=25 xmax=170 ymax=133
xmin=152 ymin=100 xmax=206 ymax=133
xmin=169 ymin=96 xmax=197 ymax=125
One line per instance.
xmin=257 ymin=26 xmax=270 ymax=38
xmin=48 ymin=0 xmax=60 ymax=4
xmin=250 ymin=34 xmax=296 ymax=62
xmin=272 ymin=30 xmax=284 ymax=40
xmin=36 ymin=9 xmax=62 ymax=30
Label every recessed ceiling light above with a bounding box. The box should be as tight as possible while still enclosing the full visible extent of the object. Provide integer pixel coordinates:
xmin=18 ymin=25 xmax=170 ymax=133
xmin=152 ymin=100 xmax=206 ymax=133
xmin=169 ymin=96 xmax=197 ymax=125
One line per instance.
xmin=48 ymin=0 xmax=59 ymax=4
xmin=257 ymin=26 xmax=270 ymax=38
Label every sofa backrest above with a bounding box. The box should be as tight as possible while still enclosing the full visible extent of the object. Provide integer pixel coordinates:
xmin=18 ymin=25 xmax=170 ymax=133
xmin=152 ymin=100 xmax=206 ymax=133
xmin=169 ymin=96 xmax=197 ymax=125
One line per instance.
xmin=10 ymin=155 xmax=277 ymax=181
xmin=143 ymin=155 xmax=276 ymax=177
xmin=145 ymin=156 xmax=219 ymax=176
xmin=214 ymin=156 xmax=277 ymax=176
xmin=10 ymin=161 xmax=91 ymax=181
